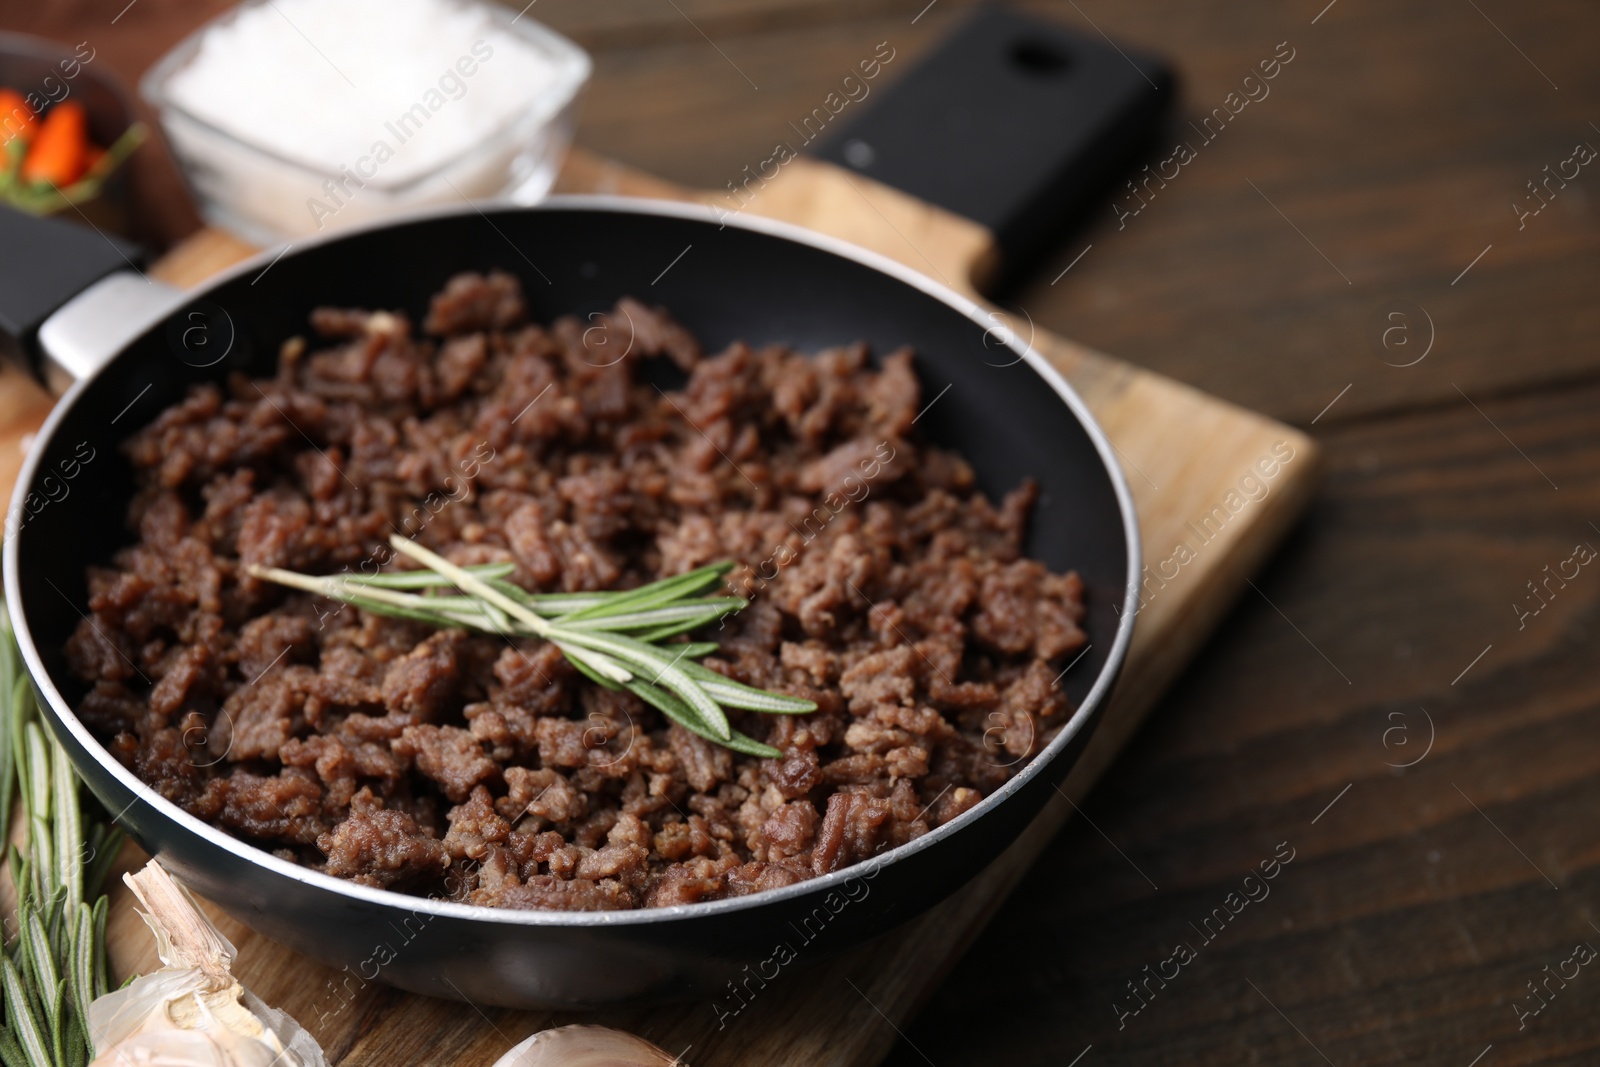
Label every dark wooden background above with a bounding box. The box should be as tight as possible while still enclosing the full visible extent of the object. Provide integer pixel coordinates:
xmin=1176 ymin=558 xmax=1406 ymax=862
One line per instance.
xmin=3 ymin=1 xmax=1599 ymax=1065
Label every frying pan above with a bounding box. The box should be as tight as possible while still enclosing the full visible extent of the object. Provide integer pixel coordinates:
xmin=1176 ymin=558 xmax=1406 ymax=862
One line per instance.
xmin=0 ymin=13 xmax=1154 ymax=1010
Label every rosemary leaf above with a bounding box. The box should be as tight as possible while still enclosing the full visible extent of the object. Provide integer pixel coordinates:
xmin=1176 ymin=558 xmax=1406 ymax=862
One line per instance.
xmin=64 ymin=1009 xmax=86 ymax=1067
xmin=717 ymin=733 xmax=788 ymax=759
xmin=47 ymin=981 xmax=64 ymax=1067
xmin=679 ymin=661 xmax=818 ymax=714
xmin=307 ymin=582 xmax=449 ymax=617
xmin=480 ymin=579 xmax=610 ymax=617
xmin=380 ymin=595 xmax=516 ymax=634
xmin=630 ymin=614 xmax=743 ymax=643
xmin=91 ymin=897 xmax=110 ymax=1000
xmin=1 ymin=958 xmax=51 ymax=1067
xmin=560 ymin=645 xmax=628 ymax=692
xmin=0 ymin=616 xmax=15 ymax=844
xmin=24 ymin=741 xmax=52 ymax=905
xmin=51 ymin=743 xmax=82 ymax=916
xmin=555 ymin=642 xmax=633 ymax=687
xmin=557 ymin=599 xmax=745 ymax=633
xmin=338 ymin=594 xmax=480 ymax=631
xmin=24 ymin=726 xmax=51 ymax=843
xmin=622 ymin=681 xmax=781 ymax=759
xmin=25 ymin=915 xmax=59 ymax=1037
xmin=696 ymin=681 xmax=818 ymax=715
xmin=627 ymin=678 xmax=725 ymax=742
xmin=521 ymin=590 xmax=610 ymax=614
xmin=0 ymin=1027 xmax=28 ymax=1067
xmin=69 ymin=906 xmax=93 ymax=1042
xmin=41 ymin=893 xmax=65 ymax=964
xmin=8 ymin=849 xmax=26 ymax=915
xmin=7 ymin=677 xmax=28 ymax=836
xmin=558 ymin=563 xmax=734 ymax=622
xmin=555 ymin=630 xmax=731 ymax=741
xmin=340 ymin=562 xmax=515 ymax=589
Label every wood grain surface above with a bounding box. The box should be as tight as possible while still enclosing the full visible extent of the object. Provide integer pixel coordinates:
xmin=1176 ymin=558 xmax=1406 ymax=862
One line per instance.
xmin=1 ymin=1 xmax=1596 ymax=1065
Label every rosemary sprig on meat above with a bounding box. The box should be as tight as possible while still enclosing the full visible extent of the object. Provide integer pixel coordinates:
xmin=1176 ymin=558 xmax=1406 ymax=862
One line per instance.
xmin=246 ymin=535 xmax=814 ymax=758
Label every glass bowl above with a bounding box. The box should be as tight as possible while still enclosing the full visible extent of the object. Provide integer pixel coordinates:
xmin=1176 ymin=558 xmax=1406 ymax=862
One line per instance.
xmin=141 ymin=0 xmax=590 ymax=244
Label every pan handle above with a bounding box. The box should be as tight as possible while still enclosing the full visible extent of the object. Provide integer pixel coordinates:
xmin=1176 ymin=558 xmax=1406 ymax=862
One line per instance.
xmin=36 ymin=270 xmax=185 ymax=393
xmin=0 ymin=205 xmax=182 ymax=393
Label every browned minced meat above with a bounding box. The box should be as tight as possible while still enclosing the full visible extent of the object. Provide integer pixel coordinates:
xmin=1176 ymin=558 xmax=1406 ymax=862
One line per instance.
xmin=68 ymin=271 xmax=1087 ymax=911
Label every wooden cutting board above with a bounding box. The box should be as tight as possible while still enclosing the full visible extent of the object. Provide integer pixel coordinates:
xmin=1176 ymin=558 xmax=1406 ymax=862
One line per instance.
xmin=0 ymin=148 xmax=1319 ymax=1066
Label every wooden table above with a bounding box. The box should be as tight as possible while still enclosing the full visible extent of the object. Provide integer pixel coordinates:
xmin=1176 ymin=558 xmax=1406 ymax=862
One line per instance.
xmin=3 ymin=2 xmax=1599 ymax=1065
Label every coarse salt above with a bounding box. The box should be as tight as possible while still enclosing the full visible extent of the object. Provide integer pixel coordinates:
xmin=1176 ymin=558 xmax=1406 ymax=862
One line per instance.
xmin=167 ymin=0 xmax=563 ymax=185
xmin=148 ymin=0 xmax=588 ymax=240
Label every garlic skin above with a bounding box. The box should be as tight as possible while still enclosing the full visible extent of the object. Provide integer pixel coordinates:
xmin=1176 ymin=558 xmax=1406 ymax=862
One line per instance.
xmin=88 ymin=863 xmax=329 ymax=1067
xmin=493 ymin=1025 xmax=682 ymax=1067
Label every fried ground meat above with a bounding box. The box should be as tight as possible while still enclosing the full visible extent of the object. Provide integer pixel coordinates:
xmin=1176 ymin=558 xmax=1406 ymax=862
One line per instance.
xmin=69 ymin=271 xmax=1087 ymax=912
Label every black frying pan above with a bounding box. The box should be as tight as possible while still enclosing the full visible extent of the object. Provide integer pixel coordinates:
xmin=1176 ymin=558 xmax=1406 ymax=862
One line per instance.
xmin=0 ymin=8 xmax=1159 ymax=1009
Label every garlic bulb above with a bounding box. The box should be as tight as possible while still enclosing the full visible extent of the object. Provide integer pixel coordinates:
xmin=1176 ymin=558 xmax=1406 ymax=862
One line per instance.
xmin=88 ymin=862 xmax=329 ymax=1067
xmin=493 ymin=1025 xmax=682 ymax=1067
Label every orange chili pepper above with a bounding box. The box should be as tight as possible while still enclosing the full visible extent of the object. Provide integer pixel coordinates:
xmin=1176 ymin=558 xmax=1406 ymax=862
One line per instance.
xmin=0 ymin=89 xmax=36 ymax=146
xmin=22 ymin=100 xmax=89 ymax=186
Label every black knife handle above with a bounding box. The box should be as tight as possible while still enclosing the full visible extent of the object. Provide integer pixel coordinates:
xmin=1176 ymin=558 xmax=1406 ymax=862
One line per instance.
xmin=810 ymin=6 xmax=1173 ymax=293
xmin=0 ymin=205 xmax=145 ymax=359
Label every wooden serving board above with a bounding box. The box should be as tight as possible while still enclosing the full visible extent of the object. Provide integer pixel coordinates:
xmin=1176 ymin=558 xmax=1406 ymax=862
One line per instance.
xmin=0 ymin=149 xmax=1319 ymax=1066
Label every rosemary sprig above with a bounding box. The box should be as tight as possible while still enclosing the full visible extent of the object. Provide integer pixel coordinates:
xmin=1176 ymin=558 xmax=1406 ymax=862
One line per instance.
xmin=247 ymin=535 xmax=815 ymax=757
xmin=0 ymin=608 xmax=121 ymax=1067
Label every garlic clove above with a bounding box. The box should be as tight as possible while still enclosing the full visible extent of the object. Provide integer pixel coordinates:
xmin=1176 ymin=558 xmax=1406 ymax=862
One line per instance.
xmin=88 ymin=1024 xmax=292 ymax=1067
xmin=492 ymin=1025 xmax=683 ymax=1067
xmin=88 ymin=862 xmax=329 ymax=1067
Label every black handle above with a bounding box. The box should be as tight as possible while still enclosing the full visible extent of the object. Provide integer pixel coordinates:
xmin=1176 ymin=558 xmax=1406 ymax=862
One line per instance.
xmin=0 ymin=205 xmax=145 ymax=359
xmin=809 ymin=6 xmax=1173 ymax=293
